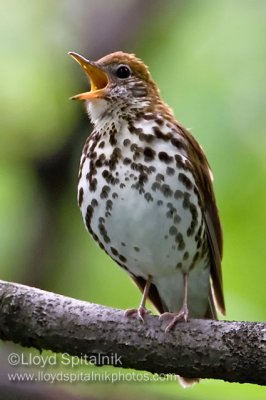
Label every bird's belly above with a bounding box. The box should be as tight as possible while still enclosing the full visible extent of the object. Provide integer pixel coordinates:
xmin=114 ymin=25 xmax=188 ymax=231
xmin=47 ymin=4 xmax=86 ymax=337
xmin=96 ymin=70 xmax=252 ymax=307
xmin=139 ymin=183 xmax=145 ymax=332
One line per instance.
xmin=80 ymin=157 xmax=206 ymax=282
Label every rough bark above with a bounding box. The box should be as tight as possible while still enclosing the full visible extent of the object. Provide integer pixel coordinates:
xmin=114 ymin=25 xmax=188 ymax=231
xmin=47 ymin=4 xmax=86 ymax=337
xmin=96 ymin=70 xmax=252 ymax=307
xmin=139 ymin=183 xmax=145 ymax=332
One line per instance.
xmin=0 ymin=280 xmax=265 ymax=385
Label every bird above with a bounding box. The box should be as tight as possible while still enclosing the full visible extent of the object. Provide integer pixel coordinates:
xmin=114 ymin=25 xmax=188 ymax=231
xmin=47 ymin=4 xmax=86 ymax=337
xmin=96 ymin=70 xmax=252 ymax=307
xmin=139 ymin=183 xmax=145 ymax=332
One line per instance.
xmin=69 ymin=50 xmax=226 ymax=386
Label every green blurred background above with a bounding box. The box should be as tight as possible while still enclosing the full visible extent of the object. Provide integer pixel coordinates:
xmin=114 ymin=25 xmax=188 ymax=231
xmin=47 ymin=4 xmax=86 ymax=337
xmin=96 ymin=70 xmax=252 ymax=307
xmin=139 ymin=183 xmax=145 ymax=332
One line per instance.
xmin=0 ymin=0 xmax=265 ymax=399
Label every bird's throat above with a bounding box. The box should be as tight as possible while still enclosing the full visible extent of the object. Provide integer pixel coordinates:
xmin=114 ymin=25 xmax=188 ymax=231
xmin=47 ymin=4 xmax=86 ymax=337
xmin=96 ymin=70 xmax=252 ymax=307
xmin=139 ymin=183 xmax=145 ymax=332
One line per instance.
xmin=85 ymin=98 xmax=110 ymax=125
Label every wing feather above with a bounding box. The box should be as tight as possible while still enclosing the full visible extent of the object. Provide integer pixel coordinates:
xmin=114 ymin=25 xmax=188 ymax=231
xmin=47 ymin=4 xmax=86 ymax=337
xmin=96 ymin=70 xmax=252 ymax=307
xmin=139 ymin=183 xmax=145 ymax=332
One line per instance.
xmin=178 ymin=124 xmax=226 ymax=316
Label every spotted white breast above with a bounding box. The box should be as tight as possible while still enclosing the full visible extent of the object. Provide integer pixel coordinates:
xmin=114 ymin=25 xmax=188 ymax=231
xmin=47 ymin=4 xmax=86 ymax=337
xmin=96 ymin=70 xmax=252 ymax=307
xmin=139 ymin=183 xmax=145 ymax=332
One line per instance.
xmin=78 ymin=112 xmax=210 ymax=317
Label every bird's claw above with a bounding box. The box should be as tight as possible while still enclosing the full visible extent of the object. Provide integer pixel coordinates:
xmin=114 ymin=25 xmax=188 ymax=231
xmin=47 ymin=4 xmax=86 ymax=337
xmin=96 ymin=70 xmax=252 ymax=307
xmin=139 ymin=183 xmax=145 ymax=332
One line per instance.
xmin=124 ymin=306 xmax=151 ymax=322
xmin=159 ymin=306 xmax=189 ymax=332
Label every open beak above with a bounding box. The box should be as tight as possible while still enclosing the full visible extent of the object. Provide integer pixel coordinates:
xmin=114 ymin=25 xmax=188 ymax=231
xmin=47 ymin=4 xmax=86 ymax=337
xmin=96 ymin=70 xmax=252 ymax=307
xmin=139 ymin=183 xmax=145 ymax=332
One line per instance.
xmin=68 ymin=52 xmax=108 ymax=100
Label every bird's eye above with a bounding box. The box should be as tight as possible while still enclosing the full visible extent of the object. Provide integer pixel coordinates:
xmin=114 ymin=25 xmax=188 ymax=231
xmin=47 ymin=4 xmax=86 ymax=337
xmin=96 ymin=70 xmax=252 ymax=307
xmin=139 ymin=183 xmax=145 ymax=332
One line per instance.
xmin=116 ymin=65 xmax=131 ymax=79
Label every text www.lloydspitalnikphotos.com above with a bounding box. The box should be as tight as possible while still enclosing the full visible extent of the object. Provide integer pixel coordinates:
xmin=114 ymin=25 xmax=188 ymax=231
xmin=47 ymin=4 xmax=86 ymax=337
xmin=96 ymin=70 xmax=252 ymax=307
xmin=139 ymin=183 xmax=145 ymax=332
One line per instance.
xmin=6 ymin=352 xmax=177 ymax=384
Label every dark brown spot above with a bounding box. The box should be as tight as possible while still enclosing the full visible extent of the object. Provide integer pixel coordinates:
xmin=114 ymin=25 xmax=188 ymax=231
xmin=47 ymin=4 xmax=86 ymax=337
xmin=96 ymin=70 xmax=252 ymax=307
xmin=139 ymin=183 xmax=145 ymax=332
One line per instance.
xmin=195 ymin=221 xmax=204 ymax=239
xmin=98 ymin=242 xmax=105 ymax=249
xmin=128 ymin=123 xmax=143 ymax=135
xmin=179 ymin=173 xmax=193 ymax=190
xmin=134 ymin=246 xmax=140 ymax=252
xmin=98 ymin=140 xmax=105 ymax=149
xmin=139 ymin=172 xmax=148 ymax=185
xmin=183 ymin=251 xmax=189 ymax=260
xmin=78 ymin=187 xmax=84 ymax=207
xmin=102 ymin=170 xmax=119 ymax=185
xmin=109 ymin=147 xmax=122 ymax=171
xmin=95 ymin=158 xmax=103 ymax=168
xmin=161 ymin=184 xmax=173 ymax=197
xmin=175 ymin=232 xmax=183 ymax=243
xmin=131 ymin=162 xmax=138 ymax=171
xmin=156 ymin=173 xmax=164 ymax=183
xmin=174 ymin=215 xmax=181 ymax=224
xmin=123 ymin=138 xmax=131 ymax=147
xmin=90 ymin=160 xmax=97 ymax=176
xmin=153 ymin=126 xmax=171 ymax=141
xmin=166 ymin=209 xmax=174 ymax=218
xmin=166 ymin=167 xmax=175 ymax=176
xmin=106 ymin=199 xmax=113 ymax=211
xmin=176 ymin=262 xmax=182 ymax=269
xmin=193 ymin=251 xmax=200 ymax=262
xmin=102 ymin=169 xmax=109 ymax=179
xmin=190 ymin=251 xmax=200 ymax=269
xmin=100 ymin=185 xmax=111 ymax=199
xmin=151 ymin=182 xmax=161 ymax=192
xmin=143 ymin=147 xmax=156 ymax=161
xmin=98 ymin=219 xmax=110 ymax=244
xmin=91 ymin=198 xmax=98 ymax=207
xmin=139 ymin=133 xmax=155 ymax=143
xmin=90 ymin=178 xmax=97 ymax=192
xmin=111 ymin=247 xmax=118 ymax=256
xmin=187 ymin=227 xmax=193 ymax=236
xmin=133 ymin=151 xmax=142 ymax=161
xmin=92 ymin=232 xmax=99 ymax=242
xmin=88 ymin=151 xmax=97 ymax=159
xmin=171 ymin=138 xmax=186 ymax=151
xmin=175 ymin=154 xmax=185 ymax=169
xmin=130 ymin=143 xmax=141 ymax=152
xmin=119 ymin=254 xmax=127 ymax=263
xmin=174 ymin=190 xmax=183 ymax=200
xmin=169 ymin=226 xmax=177 ymax=235
xmin=144 ymin=192 xmax=153 ymax=202
xmin=158 ymin=151 xmax=173 ymax=164
xmin=85 ymin=205 xmax=93 ymax=228
xmin=147 ymin=166 xmax=156 ymax=174
xmin=178 ymin=240 xmax=185 ymax=251
xmin=123 ymin=157 xmax=132 ymax=165
xmin=183 ymin=192 xmax=191 ymax=209
xmin=155 ymin=118 xmax=164 ymax=126
xmin=190 ymin=203 xmax=198 ymax=220
xmin=109 ymin=130 xmax=117 ymax=146
xmin=197 ymin=237 xmax=202 ymax=249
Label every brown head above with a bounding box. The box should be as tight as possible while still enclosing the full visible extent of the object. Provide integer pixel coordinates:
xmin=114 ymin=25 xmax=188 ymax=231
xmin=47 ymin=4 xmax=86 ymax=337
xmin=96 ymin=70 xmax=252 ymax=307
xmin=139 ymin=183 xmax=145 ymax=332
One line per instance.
xmin=69 ymin=51 xmax=164 ymax=121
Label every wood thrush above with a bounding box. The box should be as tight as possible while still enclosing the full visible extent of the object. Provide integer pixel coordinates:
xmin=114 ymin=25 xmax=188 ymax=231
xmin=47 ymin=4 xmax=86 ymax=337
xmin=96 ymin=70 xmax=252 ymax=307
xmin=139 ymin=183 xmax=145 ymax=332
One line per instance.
xmin=69 ymin=51 xmax=226 ymax=386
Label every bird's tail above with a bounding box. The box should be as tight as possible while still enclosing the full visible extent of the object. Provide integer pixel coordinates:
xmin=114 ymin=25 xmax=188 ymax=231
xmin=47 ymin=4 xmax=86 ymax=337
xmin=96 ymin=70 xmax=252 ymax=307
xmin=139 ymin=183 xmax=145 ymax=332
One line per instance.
xmin=177 ymin=376 xmax=200 ymax=388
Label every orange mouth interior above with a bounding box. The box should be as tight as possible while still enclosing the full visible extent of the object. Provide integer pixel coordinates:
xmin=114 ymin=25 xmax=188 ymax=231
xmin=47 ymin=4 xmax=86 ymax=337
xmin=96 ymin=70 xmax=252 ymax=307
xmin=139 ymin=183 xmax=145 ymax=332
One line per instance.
xmin=69 ymin=52 xmax=108 ymax=100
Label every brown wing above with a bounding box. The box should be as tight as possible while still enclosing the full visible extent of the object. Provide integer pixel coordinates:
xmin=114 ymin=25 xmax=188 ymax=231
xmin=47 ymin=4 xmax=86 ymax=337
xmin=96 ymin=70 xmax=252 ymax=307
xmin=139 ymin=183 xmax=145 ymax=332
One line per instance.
xmin=204 ymin=205 xmax=226 ymax=315
xmin=178 ymin=124 xmax=226 ymax=316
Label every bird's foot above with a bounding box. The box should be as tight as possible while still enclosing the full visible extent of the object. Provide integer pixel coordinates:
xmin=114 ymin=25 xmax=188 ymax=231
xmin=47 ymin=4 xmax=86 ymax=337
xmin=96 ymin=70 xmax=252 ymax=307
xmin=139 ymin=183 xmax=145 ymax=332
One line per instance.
xmin=124 ymin=306 xmax=151 ymax=322
xmin=159 ymin=305 xmax=189 ymax=332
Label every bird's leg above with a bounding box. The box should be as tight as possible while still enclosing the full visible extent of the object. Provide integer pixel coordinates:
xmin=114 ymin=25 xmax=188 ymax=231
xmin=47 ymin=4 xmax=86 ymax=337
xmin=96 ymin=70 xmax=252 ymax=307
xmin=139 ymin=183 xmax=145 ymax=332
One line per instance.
xmin=124 ymin=277 xmax=152 ymax=322
xmin=159 ymin=272 xmax=189 ymax=332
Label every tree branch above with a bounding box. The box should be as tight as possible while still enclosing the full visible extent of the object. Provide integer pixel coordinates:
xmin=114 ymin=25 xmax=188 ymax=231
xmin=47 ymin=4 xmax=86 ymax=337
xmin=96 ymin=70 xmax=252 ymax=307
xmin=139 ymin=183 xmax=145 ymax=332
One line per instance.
xmin=0 ymin=280 xmax=265 ymax=385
